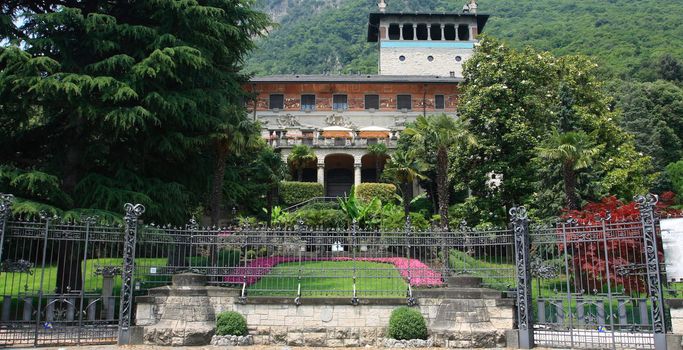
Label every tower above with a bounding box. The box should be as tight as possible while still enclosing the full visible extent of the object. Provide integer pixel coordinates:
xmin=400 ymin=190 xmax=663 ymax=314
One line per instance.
xmin=367 ymin=1 xmax=489 ymax=78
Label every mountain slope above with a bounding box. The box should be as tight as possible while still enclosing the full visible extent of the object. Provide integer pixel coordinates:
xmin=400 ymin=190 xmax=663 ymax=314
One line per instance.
xmin=247 ymin=0 xmax=683 ymax=79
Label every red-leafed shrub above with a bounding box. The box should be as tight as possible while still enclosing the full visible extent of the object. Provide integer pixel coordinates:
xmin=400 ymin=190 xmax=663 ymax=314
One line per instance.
xmin=559 ymin=193 xmax=682 ymax=295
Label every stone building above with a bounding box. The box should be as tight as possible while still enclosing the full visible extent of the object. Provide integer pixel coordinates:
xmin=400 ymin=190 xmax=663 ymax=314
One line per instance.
xmin=246 ymin=1 xmax=489 ymax=198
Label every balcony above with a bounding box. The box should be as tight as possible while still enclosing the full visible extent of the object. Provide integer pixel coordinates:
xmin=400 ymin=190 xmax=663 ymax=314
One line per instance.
xmin=267 ymin=135 xmax=398 ymax=149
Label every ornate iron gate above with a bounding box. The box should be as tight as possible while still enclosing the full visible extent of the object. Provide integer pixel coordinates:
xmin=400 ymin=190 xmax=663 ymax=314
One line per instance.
xmin=0 ymin=195 xmax=140 ymax=346
xmin=512 ymin=194 xmax=667 ymax=350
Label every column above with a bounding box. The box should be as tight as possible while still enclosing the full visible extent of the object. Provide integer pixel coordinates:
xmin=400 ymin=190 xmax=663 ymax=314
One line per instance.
xmin=399 ymin=24 xmax=404 ymax=40
xmin=412 ymin=25 xmax=417 ymax=40
xmin=317 ymin=163 xmax=325 ymax=185
xmin=441 ymin=25 xmax=445 ymax=41
xmin=354 ymin=163 xmax=362 ymax=186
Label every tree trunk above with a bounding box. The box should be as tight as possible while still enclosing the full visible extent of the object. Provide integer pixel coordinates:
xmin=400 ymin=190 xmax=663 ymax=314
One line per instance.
xmin=210 ymin=141 xmax=229 ymax=226
xmin=58 ymin=138 xmax=83 ymax=293
xmin=297 ymin=167 xmax=303 ymax=182
xmin=401 ymin=182 xmax=412 ymax=217
xmin=266 ymin=185 xmax=275 ymax=226
xmin=375 ymin=157 xmax=381 ymax=182
xmin=436 ymin=147 xmax=450 ymax=229
xmin=563 ymin=163 xmax=580 ymax=211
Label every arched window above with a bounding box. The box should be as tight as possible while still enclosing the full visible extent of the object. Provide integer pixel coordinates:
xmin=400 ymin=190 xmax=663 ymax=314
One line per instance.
xmin=458 ymin=24 xmax=470 ymax=41
xmin=416 ymin=24 xmax=429 ymax=40
xmin=443 ymin=24 xmax=456 ymax=41
xmin=402 ymin=24 xmax=414 ymax=40
xmin=388 ymin=24 xmax=400 ymax=40
xmin=430 ymin=24 xmax=442 ymax=40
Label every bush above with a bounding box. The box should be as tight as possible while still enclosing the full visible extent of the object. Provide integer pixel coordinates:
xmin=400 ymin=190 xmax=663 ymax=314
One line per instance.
xmin=245 ymin=249 xmax=257 ymax=259
xmin=300 ymin=201 xmax=339 ymax=210
xmin=388 ymin=307 xmax=428 ymax=340
xmin=279 ymin=181 xmax=324 ymax=206
xmin=258 ymin=246 xmax=269 ymax=257
xmin=294 ymin=208 xmax=346 ymax=228
xmin=381 ymin=211 xmax=430 ymax=231
xmin=355 ymin=183 xmax=397 ymax=204
xmin=216 ymin=311 xmax=247 ymax=336
xmin=186 ymin=249 xmax=241 ymax=267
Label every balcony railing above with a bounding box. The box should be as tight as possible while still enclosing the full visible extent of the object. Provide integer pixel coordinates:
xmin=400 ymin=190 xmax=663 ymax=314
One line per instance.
xmin=268 ymin=137 xmax=398 ymax=149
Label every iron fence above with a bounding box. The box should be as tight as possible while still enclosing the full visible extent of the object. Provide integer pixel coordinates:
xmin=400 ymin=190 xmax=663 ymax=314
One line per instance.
xmin=131 ymin=221 xmax=517 ymax=302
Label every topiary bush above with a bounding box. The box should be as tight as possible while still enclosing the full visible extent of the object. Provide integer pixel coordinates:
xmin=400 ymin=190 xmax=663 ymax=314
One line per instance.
xmin=355 ymin=183 xmax=397 ymax=204
xmin=279 ymin=181 xmax=324 ymax=206
xmin=388 ymin=307 xmax=428 ymax=340
xmin=216 ymin=311 xmax=248 ymax=336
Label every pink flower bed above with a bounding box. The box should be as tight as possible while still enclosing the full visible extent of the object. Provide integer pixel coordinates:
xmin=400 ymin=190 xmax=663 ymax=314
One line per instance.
xmin=223 ymin=256 xmax=443 ymax=287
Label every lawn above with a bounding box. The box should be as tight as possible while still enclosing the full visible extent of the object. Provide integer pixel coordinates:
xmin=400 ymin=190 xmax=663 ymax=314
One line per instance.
xmin=0 ymin=258 xmax=168 ymax=296
xmin=247 ymin=261 xmax=408 ymax=298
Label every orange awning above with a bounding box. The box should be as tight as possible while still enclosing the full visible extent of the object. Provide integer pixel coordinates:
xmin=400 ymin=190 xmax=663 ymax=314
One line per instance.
xmin=359 ymin=131 xmax=390 ymax=138
xmin=322 ymin=131 xmax=352 ymax=138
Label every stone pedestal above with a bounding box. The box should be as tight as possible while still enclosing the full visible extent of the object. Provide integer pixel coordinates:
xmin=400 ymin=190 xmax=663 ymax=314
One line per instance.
xmin=666 ymin=299 xmax=683 ymax=350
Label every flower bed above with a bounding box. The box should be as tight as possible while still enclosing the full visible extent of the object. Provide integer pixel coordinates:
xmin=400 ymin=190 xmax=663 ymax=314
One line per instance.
xmin=223 ymin=256 xmax=443 ymax=287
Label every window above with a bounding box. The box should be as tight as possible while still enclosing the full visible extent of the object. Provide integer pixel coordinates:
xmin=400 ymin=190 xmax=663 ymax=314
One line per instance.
xmin=269 ymin=94 xmax=284 ymax=110
xmin=397 ymin=95 xmax=412 ymax=110
xmin=388 ymin=24 xmax=400 ymax=40
xmin=402 ymin=24 xmax=414 ymax=40
xmin=333 ymin=95 xmax=348 ymax=110
xmin=435 ymin=95 xmax=445 ymax=110
xmin=365 ymin=95 xmax=380 ymax=110
xmin=427 ymin=55 xmax=434 ymax=62
xmin=399 ymin=55 xmax=406 ymax=62
xmin=301 ymin=94 xmax=316 ymax=111
xmin=458 ymin=25 xmax=470 ymax=41
xmin=444 ymin=24 xmax=456 ymax=41
xmin=430 ymin=24 xmax=442 ymax=40
xmin=416 ymin=24 xmax=429 ymax=40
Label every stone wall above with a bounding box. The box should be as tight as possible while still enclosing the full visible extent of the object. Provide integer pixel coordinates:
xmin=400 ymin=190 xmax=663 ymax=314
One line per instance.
xmin=379 ymin=47 xmax=473 ymax=77
xmin=134 ymin=274 xmax=515 ymax=347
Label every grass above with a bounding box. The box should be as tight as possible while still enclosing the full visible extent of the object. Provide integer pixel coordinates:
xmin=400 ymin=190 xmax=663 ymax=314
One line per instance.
xmin=0 ymin=258 xmax=168 ymax=296
xmin=247 ymin=261 xmax=408 ymax=298
xmin=449 ymin=249 xmax=516 ymax=290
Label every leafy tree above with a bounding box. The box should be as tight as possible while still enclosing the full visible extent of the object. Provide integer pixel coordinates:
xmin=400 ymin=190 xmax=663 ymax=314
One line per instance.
xmin=287 ymin=144 xmax=316 ymax=181
xmin=536 ymin=131 xmax=601 ymax=210
xmin=367 ymin=143 xmax=388 ymax=181
xmin=614 ymin=80 xmax=683 ymax=169
xmin=665 ymin=160 xmax=683 ymax=197
xmin=1 ymin=0 xmax=270 ymax=291
xmin=657 ymin=54 xmax=683 ymax=82
xmin=404 ymin=114 xmax=475 ymax=228
xmin=382 ymin=150 xmax=427 ymax=216
xmin=455 ymin=37 xmax=654 ymax=224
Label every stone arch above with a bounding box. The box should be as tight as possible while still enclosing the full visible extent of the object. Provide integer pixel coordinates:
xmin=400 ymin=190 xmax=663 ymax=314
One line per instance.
xmin=324 ymin=153 xmax=355 ymax=198
xmin=361 ymin=153 xmax=389 ymax=183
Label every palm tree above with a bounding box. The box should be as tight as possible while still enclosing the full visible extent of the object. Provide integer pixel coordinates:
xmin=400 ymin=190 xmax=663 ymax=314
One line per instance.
xmin=536 ymin=130 xmax=600 ymax=210
xmin=255 ymin=147 xmax=288 ymax=225
xmin=288 ymin=144 xmax=316 ymax=181
xmin=367 ymin=143 xmax=388 ymax=181
xmin=382 ymin=150 xmax=427 ymax=216
xmin=209 ymin=113 xmax=260 ymax=225
xmin=403 ymin=114 xmax=476 ymax=229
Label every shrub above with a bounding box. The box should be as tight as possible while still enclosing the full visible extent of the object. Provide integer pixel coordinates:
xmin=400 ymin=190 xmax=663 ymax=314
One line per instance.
xmin=300 ymin=201 xmax=339 ymax=210
xmin=186 ymin=249 xmax=241 ymax=267
xmin=245 ymin=249 xmax=257 ymax=260
xmin=355 ymin=183 xmax=397 ymax=204
xmin=258 ymin=246 xmax=269 ymax=257
xmin=294 ymin=208 xmax=346 ymax=228
xmin=388 ymin=307 xmax=428 ymax=340
xmin=215 ymin=311 xmax=247 ymax=336
xmin=279 ymin=181 xmax=324 ymax=206
xmin=381 ymin=211 xmax=430 ymax=231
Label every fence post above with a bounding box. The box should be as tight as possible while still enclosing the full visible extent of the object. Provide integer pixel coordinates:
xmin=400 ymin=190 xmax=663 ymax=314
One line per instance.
xmin=351 ymin=219 xmax=359 ymax=305
xmin=118 ymin=203 xmax=145 ymax=345
xmin=0 ymin=194 xmax=13 ymax=262
xmin=635 ymin=194 xmax=667 ymax=350
xmin=510 ymin=206 xmax=533 ymax=349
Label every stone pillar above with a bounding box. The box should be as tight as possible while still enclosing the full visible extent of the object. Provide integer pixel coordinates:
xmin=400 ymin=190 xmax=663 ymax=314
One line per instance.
xmin=412 ymin=25 xmax=417 ymax=40
xmin=399 ymin=24 xmax=403 ymax=40
xmin=354 ymin=163 xmax=362 ymax=186
xmin=317 ymin=163 xmax=325 ymax=186
xmin=441 ymin=25 xmax=445 ymax=41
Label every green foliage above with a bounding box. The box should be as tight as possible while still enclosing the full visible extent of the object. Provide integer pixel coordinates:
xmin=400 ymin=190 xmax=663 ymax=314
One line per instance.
xmin=249 ymin=0 xmax=683 ymax=79
xmin=614 ymin=80 xmax=683 ymax=169
xmin=287 ymin=144 xmax=316 ymax=181
xmin=245 ymin=250 xmax=257 ymax=260
xmin=215 ymin=311 xmax=248 ymax=336
xmin=294 ymin=208 xmax=347 ymax=228
xmin=665 ymin=161 xmax=683 ymax=197
xmin=453 ymin=37 xmax=654 ymax=223
xmin=0 ymin=0 xmax=271 ymax=224
xmin=279 ymin=181 xmax=324 ymax=206
xmin=338 ymin=186 xmax=382 ymax=226
xmin=387 ymin=306 xmax=428 ymax=340
xmin=187 ymin=249 xmax=242 ymax=268
xmin=354 ymin=183 xmax=397 ymax=204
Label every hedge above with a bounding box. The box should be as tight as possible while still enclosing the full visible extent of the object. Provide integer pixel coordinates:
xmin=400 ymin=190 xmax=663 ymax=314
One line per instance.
xmin=388 ymin=307 xmax=428 ymax=340
xmin=355 ymin=183 xmax=397 ymax=204
xmin=294 ymin=208 xmax=346 ymax=228
xmin=279 ymin=181 xmax=324 ymax=206
xmin=216 ymin=311 xmax=248 ymax=336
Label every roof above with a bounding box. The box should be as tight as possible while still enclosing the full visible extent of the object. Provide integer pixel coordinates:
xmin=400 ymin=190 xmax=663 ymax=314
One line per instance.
xmin=250 ymin=74 xmax=463 ymax=83
xmin=367 ymin=12 xmax=490 ymax=42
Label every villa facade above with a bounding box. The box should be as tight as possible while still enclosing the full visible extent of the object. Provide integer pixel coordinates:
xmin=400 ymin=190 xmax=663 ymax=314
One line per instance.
xmin=246 ymin=1 xmax=489 ymax=197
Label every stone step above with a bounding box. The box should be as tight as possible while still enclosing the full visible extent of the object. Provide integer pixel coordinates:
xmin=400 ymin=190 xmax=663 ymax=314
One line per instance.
xmin=413 ymin=287 xmax=502 ymax=299
xmin=447 ymin=275 xmax=482 ymax=288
